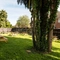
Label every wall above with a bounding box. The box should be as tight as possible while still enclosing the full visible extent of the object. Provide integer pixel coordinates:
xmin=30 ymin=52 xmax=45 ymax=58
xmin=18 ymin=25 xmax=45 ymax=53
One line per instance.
xmin=0 ymin=28 xmax=32 ymax=34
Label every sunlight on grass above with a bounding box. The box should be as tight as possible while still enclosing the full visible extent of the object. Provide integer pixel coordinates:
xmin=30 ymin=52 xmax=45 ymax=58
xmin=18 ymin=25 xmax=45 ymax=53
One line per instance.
xmin=47 ymin=54 xmax=60 ymax=60
xmin=15 ymin=33 xmax=32 ymax=40
xmin=0 ymin=33 xmax=60 ymax=60
xmin=0 ymin=33 xmax=32 ymax=40
xmin=52 ymin=40 xmax=60 ymax=52
xmin=53 ymin=42 xmax=60 ymax=50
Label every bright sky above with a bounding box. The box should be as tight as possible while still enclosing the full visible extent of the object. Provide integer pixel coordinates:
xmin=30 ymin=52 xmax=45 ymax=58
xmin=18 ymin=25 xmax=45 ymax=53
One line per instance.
xmin=0 ymin=0 xmax=31 ymax=26
xmin=58 ymin=5 xmax=60 ymax=11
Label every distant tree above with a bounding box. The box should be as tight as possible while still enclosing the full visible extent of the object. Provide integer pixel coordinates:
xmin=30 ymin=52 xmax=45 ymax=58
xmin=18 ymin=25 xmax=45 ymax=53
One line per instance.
xmin=0 ymin=10 xmax=12 ymax=28
xmin=16 ymin=15 xmax=30 ymax=28
xmin=0 ymin=10 xmax=7 ymax=27
xmin=6 ymin=20 xmax=12 ymax=28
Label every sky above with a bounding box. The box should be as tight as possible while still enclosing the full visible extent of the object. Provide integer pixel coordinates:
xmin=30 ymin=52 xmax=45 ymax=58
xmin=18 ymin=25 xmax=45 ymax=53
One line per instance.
xmin=0 ymin=0 xmax=31 ymax=25
xmin=58 ymin=5 xmax=60 ymax=11
xmin=0 ymin=0 xmax=60 ymax=26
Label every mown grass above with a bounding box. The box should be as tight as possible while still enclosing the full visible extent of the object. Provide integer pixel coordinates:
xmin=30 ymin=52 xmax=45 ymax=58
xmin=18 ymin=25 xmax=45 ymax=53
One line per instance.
xmin=0 ymin=33 xmax=60 ymax=60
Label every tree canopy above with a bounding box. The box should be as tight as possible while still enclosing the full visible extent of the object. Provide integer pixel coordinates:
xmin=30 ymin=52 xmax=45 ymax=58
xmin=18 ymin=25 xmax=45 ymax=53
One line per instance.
xmin=0 ymin=10 xmax=12 ymax=28
xmin=16 ymin=15 xmax=30 ymax=28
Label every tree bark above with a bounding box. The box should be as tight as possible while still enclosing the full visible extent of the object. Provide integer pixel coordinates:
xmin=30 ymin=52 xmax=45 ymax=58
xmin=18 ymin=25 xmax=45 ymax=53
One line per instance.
xmin=47 ymin=24 xmax=53 ymax=52
xmin=31 ymin=14 xmax=36 ymax=48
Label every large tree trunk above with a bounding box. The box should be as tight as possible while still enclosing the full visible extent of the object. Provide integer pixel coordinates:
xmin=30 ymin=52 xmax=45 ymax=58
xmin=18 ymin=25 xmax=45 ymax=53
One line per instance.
xmin=18 ymin=0 xmax=60 ymax=53
xmin=48 ymin=30 xmax=53 ymax=52
xmin=47 ymin=24 xmax=53 ymax=52
xmin=39 ymin=0 xmax=49 ymax=52
xmin=47 ymin=0 xmax=58 ymax=52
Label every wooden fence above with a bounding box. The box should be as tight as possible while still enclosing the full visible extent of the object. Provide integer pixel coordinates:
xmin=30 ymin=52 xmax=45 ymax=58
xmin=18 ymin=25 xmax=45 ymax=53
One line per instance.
xmin=11 ymin=28 xmax=32 ymax=34
xmin=0 ymin=28 xmax=60 ymax=38
xmin=0 ymin=28 xmax=12 ymax=33
xmin=0 ymin=28 xmax=32 ymax=34
xmin=53 ymin=29 xmax=60 ymax=39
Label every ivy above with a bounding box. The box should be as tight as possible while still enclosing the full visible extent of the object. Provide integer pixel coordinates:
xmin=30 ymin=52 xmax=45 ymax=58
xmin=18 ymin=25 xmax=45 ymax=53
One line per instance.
xmin=17 ymin=0 xmax=60 ymax=52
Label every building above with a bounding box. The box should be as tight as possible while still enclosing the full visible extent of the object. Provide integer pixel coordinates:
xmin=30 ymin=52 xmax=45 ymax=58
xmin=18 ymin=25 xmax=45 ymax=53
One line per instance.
xmin=55 ymin=11 xmax=60 ymax=29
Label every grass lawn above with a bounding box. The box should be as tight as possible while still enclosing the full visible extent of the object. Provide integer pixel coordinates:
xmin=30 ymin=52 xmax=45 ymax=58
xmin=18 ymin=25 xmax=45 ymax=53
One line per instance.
xmin=0 ymin=33 xmax=60 ymax=60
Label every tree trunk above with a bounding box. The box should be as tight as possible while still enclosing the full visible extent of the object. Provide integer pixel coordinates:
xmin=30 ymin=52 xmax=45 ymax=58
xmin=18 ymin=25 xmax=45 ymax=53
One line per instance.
xmin=31 ymin=15 xmax=36 ymax=48
xmin=39 ymin=0 xmax=49 ymax=52
xmin=47 ymin=25 xmax=53 ymax=52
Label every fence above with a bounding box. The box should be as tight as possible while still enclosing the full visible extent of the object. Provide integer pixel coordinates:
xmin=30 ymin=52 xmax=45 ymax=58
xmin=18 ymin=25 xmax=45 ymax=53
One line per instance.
xmin=0 ymin=28 xmax=32 ymax=34
xmin=0 ymin=28 xmax=12 ymax=33
xmin=11 ymin=28 xmax=32 ymax=34
xmin=0 ymin=28 xmax=60 ymax=38
xmin=53 ymin=29 xmax=60 ymax=39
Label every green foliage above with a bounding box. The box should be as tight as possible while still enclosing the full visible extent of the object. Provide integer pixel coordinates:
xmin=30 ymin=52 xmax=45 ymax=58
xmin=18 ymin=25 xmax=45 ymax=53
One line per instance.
xmin=0 ymin=10 xmax=12 ymax=28
xmin=16 ymin=15 xmax=30 ymax=28
xmin=6 ymin=20 xmax=12 ymax=28
xmin=0 ymin=10 xmax=7 ymax=27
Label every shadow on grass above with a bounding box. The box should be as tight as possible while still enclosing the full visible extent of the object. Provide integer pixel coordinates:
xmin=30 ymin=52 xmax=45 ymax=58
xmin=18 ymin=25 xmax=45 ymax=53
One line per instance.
xmin=0 ymin=36 xmax=60 ymax=60
xmin=45 ymin=47 xmax=60 ymax=60
xmin=49 ymin=51 xmax=60 ymax=59
xmin=52 ymin=46 xmax=60 ymax=51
